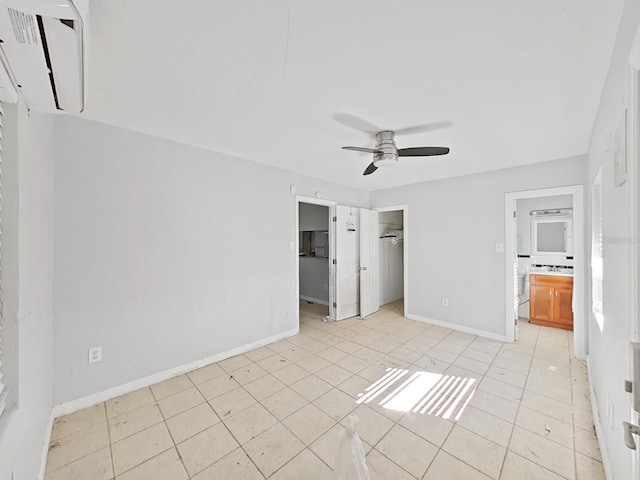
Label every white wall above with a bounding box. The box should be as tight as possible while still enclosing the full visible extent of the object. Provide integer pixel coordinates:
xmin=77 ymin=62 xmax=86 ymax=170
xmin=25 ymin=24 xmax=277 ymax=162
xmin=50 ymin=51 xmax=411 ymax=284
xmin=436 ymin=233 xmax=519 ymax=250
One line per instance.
xmin=586 ymin=2 xmax=640 ymax=478
xmin=0 ymin=105 xmax=55 ymax=479
xmin=378 ymin=211 xmax=403 ymax=305
xmin=299 ymin=257 xmax=329 ymax=304
xmin=299 ymin=203 xmax=329 ymax=231
xmin=370 ymin=156 xmax=586 ymax=338
xmin=516 ymin=194 xmax=573 ymax=255
xmin=52 ymin=116 xmax=369 ymax=404
xmin=378 ymin=211 xmax=402 ymax=230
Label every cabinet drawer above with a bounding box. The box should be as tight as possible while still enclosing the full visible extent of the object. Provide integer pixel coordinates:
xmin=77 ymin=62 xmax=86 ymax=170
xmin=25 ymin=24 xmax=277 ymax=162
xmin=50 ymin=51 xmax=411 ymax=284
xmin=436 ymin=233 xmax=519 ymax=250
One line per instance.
xmin=530 ymin=274 xmax=573 ymax=288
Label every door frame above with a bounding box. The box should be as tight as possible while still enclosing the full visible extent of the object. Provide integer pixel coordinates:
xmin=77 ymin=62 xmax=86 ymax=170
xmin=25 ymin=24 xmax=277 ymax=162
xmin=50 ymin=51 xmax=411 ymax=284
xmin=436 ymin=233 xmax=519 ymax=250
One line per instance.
xmin=295 ymin=195 xmax=336 ymax=325
xmin=504 ymin=185 xmax=586 ymax=358
xmin=627 ymin=29 xmax=640 ymax=478
xmin=374 ymin=204 xmax=409 ymax=317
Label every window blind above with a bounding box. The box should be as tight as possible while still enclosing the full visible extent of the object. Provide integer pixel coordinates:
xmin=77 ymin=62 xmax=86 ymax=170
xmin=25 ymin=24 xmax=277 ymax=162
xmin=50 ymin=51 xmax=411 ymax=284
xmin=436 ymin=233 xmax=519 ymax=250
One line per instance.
xmin=0 ymin=103 xmax=6 ymax=417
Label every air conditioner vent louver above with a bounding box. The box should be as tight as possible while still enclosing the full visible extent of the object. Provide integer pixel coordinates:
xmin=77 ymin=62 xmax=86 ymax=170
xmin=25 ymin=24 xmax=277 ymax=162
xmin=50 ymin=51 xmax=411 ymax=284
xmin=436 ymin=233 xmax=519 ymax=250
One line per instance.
xmin=8 ymin=7 xmax=39 ymax=44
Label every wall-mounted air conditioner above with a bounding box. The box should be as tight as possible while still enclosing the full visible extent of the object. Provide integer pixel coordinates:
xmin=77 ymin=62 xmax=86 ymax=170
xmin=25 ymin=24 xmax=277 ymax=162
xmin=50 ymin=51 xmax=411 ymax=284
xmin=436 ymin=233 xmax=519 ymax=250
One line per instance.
xmin=0 ymin=0 xmax=85 ymax=113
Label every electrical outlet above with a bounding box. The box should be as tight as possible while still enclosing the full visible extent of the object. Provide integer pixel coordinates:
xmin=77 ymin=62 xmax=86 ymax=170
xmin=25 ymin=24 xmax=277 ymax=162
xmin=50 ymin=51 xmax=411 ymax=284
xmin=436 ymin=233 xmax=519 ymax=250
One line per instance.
xmin=495 ymin=243 xmax=504 ymax=253
xmin=88 ymin=346 xmax=102 ymax=364
xmin=324 ymin=284 xmax=328 ymax=291
xmin=441 ymin=298 xmax=449 ymax=307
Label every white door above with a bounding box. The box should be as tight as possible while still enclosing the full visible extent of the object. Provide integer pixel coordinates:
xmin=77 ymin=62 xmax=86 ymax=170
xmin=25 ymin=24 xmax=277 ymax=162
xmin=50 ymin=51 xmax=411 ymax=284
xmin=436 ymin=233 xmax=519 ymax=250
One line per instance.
xmin=332 ymin=205 xmax=360 ymax=321
xmin=360 ymin=208 xmax=380 ymax=318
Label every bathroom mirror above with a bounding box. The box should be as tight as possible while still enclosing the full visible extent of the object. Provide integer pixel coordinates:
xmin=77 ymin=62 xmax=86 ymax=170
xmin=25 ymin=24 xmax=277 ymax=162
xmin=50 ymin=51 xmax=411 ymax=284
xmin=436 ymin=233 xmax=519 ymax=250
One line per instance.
xmin=532 ymin=218 xmax=573 ymax=256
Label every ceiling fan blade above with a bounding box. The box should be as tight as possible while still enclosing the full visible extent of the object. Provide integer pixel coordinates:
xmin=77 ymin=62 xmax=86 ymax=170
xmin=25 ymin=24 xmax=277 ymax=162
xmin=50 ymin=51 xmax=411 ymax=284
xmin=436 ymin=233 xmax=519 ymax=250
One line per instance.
xmin=342 ymin=146 xmax=383 ymax=154
xmin=333 ymin=113 xmax=381 ymax=136
xmin=398 ymin=147 xmax=450 ymax=157
xmin=363 ymin=162 xmax=378 ymax=176
xmin=393 ymin=121 xmax=453 ymax=136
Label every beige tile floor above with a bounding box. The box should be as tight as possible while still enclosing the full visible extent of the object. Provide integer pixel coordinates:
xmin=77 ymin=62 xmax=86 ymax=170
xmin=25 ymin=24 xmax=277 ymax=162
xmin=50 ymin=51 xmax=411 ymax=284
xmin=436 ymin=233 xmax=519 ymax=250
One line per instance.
xmin=44 ymin=301 xmax=605 ymax=480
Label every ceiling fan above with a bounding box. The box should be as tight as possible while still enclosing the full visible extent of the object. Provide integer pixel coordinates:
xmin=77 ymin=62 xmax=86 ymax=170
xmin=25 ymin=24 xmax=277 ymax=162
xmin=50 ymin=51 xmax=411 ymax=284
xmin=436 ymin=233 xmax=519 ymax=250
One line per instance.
xmin=342 ymin=131 xmax=450 ymax=175
xmin=335 ymin=114 xmax=451 ymax=176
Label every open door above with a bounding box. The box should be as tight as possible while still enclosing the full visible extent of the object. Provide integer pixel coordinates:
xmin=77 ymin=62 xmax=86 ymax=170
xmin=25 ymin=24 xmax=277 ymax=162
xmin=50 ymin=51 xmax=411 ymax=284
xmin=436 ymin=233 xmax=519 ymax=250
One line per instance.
xmin=360 ymin=208 xmax=379 ymax=318
xmin=511 ymin=204 xmax=519 ymax=341
xmin=331 ymin=205 xmax=360 ymax=321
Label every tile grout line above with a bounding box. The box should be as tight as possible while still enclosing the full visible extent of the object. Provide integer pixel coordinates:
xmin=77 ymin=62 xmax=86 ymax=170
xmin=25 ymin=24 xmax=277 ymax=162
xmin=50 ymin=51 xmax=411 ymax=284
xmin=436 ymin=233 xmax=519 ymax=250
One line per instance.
xmin=213 ymin=351 xmax=348 ymax=479
xmin=194 ymin=351 xmax=335 ymax=479
xmin=42 ymin=407 xmax=115 ymax=478
xmin=149 ymin=379 xmax=197 ymax=479
xmin=496 ymin=320 xmax=539 ymax=479
xmin=414 ymin=321 xmax=532 ymax=480
xmin=348 ymin=318 xmax=494 ymax=479
xmin=104 ymin=402 xmax=116 ymax=480
xmin=44 ymin=304 xmax=604 ymax=480
xmin=345 ymin=316 xmax=429 ymax=478
xmin=568 ymin=328 xmax=579 ymax=480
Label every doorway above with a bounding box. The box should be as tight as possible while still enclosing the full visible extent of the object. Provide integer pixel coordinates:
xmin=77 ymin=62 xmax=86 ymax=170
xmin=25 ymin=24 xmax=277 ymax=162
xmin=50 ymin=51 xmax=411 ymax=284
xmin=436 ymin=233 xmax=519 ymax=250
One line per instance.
xmin=295 ymin=199 xmax=409 ymax=324
xmin=514 ymin=194 xmax=573 ymax=327
xmin=376 ymin=205 xmax=408 ymax=317
xmin=296 ymin=197 xmax=335 ymax=325
xmin=504 ymin=186 xmax=585 ymax=358
xmin=377 ymin=210 xmax=405 ymax=315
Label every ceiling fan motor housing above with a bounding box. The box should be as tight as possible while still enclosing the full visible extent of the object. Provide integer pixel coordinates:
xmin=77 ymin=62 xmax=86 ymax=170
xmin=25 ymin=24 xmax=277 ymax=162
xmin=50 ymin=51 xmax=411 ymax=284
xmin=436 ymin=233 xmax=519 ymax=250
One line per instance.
xmin=374 ymin=130 xmax=398 ymax=167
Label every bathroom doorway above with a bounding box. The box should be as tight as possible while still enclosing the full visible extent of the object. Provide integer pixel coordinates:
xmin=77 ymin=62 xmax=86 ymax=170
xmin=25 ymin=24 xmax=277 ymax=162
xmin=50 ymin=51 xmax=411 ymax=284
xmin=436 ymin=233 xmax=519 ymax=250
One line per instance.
xmin=504 ymin=186 xmax=586 ymax=358
xmin=514 ymin=194 xmax=573 ymax=324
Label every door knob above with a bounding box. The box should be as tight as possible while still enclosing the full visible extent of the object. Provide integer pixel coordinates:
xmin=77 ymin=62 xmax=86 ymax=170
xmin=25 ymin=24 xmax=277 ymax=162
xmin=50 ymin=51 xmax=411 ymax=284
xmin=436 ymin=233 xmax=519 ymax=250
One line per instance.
xmin=623 ymin=421 xmax=640 ymax=449
xmin=361 ymin=266 xmax=367 ymax=271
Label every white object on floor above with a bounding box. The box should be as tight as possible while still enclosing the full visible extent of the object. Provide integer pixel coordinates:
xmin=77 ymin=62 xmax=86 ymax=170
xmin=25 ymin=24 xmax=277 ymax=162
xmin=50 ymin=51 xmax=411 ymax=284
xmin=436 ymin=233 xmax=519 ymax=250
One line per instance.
xmin=334 ymin=414 xmax=370 ymax=480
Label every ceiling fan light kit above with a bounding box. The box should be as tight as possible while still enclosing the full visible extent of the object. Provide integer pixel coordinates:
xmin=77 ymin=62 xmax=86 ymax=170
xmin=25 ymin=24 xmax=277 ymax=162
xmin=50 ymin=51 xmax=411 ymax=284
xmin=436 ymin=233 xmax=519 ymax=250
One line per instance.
xmin=342 ymin=129 xmax=451 ymax=176
xmin=372 ymin=131 xmax=398 ymax=168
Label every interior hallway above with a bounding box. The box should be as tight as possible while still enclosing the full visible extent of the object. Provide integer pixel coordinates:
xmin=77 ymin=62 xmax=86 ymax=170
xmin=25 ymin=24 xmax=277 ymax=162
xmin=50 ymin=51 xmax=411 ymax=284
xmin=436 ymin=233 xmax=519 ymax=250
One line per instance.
xmin=44 ymin=303 xmax=603 ymax=479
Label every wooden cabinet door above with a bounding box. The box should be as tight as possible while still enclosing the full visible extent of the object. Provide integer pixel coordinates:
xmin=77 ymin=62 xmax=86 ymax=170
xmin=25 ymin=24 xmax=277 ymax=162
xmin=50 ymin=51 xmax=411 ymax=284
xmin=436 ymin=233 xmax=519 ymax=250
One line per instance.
xmin=554 ymin=286 xmax=574 ymax=328
xmin=531 ymin=285 xmax=554 ymax=322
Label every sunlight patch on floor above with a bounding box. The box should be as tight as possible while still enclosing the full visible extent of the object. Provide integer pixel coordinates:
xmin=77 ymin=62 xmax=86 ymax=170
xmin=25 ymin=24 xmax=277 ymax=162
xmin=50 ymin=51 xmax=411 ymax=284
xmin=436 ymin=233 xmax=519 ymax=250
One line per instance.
xmin=357 ymin=368 xmax=476 ymax=421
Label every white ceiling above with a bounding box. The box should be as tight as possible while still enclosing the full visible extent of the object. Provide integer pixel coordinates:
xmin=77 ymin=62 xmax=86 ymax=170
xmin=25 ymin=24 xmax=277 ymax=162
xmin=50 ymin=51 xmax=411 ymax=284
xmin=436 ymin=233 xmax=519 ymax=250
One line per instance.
xmin=81 ymin=0 xmax=624 ymax=191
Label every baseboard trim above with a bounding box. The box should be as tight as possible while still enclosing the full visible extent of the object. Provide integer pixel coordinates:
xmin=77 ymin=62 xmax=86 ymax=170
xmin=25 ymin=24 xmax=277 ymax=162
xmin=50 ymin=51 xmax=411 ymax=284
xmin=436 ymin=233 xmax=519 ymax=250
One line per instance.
xmin=299 ymin=295 xmax=329 ymax=306
xmin=406 ymin=313 xmax=510 ymax=343
xmin=38 ymin=410 xmax=56 ymax=480
xmin=586 ymin=355 xmax=612 ymax=480
xmin=51 ymin=328 xmax=299 ymax=418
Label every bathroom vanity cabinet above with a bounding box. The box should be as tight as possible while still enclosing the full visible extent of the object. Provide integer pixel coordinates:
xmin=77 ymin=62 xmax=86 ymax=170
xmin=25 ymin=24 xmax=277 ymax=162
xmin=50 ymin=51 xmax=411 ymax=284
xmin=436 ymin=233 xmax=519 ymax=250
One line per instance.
xmin=530 ymin=274 xmax=573 ymax=330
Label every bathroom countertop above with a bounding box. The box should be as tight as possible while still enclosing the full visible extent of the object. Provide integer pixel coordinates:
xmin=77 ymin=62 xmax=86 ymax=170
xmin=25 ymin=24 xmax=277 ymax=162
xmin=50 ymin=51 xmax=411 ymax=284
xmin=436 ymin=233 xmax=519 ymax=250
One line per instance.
xmin=530 ymin=271 xmax=573 ymax=277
